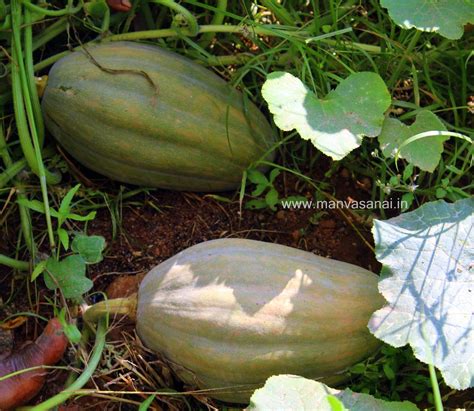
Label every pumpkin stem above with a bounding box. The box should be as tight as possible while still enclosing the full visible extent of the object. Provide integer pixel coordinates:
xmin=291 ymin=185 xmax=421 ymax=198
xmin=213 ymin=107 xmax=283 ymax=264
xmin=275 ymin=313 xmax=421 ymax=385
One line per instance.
xmin=83 ymin=294 xmax=138 ymax=323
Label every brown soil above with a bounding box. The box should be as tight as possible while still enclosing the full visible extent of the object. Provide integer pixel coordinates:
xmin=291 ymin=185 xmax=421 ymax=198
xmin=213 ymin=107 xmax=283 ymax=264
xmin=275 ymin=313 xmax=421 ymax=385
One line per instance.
xmin=88 ymin=171 xmax=379 ymax=288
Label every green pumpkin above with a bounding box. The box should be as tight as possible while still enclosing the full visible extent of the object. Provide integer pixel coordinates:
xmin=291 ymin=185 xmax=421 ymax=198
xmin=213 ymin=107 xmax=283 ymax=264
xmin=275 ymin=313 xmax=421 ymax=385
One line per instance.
xmin=135 ymin=239 xmax=384 ymax=403
xmin=42 ymin=42 xmax=275 ymax=191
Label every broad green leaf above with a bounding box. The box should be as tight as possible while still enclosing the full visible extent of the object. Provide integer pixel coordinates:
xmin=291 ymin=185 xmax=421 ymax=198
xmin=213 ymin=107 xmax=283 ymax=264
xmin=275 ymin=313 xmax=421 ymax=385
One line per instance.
xmin=369 ymin=198 xmax=474 ymax=389
xmin=247 ymin=375 xmax=419 ymax=411
xmin=44 ymin=255 xmax=93 ymax=299
xmin=380 ymin=0 xmax=474 ymax=39
xmin=71 ymin=234 xmax=106 ymax=264
xmin=378 ymin=111 xmax=448 ymax=172
xmin=262 ymin=71 xmax=391 ymax=160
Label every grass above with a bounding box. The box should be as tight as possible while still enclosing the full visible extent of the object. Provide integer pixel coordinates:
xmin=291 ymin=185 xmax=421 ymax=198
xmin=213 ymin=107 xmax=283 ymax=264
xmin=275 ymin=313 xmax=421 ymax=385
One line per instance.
xmin=0 ymin=0 xmax=473 ymax=409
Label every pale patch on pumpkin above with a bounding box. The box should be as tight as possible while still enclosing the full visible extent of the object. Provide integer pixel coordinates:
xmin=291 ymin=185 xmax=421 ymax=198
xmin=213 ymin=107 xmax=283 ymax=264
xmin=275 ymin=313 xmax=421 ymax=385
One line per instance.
xmin=253 ymin=269 xmax=313 ymax=328
xmin=158 ymin=265 xmax=313 ymax=334
xmin=160 ymin=263 xmax=195 ymax=287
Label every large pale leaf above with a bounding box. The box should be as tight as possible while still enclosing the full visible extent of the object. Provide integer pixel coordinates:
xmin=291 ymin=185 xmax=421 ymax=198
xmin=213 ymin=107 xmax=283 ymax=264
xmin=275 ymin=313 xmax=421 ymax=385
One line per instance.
xmin=380 ymin=0 xmax=474 ymax=39
xmin=369 ymin=198 xmax=474 ymax=389
xmin=262 ymin=72 xmax=391 ymax=160
xmin=378 ymin=110 xmax=448 ymax=172
xmin=247 ymin=375 xmax=419 ymax=411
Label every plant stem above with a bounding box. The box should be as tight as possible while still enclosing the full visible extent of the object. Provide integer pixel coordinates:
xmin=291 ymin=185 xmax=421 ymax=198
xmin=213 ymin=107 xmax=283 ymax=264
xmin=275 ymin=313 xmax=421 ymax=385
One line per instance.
xmin=0 ymin=158 xmax=27 ymax=188
xmin=104 ymin=23 xmax=310 ymax=41
xmin=0 ymin=253 xmax=30 ymax=270
xmin=24 ymin=9 xmax=45 ymax=145
xmin=20 ymin=0 xmax=82 ymax=17
xmin=199 ymin=0 xmax=227 ymax=47
xmin=149 ymin=0 xmax=199 ymax=36
xmin=25 ymin=318 xmax=108 ymax=411
xmin=11 ymin=0 xmax=59 ymax=249
xmin=64 ymin=325 xmax=91 ymax=387
xmin=83 ymin=295 xmax=138 ymax=323
xmin=429 ymin=363 xmax=444 ymax=411
xmin=33 ymin=50 xmax=70 ymax=72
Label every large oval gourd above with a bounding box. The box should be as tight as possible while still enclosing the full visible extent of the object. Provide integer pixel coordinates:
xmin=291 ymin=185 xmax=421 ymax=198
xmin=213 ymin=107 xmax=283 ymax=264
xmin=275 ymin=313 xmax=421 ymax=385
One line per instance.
xmin=41 ymin=42 xmax=275 ymax=191
xmin=135 ymin=239 xmax=384 ymax=403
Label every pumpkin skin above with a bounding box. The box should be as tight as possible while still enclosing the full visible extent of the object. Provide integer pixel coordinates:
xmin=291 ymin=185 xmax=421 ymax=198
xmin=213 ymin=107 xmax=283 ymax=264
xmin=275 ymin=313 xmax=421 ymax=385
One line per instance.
xmin=42 ymin=42 xmax=275 ymax=191
xmin=136 ymin=239 xmax=384 ymax=403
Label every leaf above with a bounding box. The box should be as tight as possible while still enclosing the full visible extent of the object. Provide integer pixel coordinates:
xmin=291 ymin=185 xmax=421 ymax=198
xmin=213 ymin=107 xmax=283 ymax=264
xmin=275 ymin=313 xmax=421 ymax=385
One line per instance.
xmin=268 ymin=168 xmax=280 ymax=183
xmin=402 ymin=163 xmax=414 ymax=182
xmin=71 ymin=234 xmax=106 ymax=264
xmin=327 ymin=396 xmax=348 ymax=411
xmin=203 ymin=194 xmax=232 ymax=203
xmin=44 ymin=255 xmax=93 ymax=299
xmin=380 ymin=0 xmax=474 ymax=39
xmin=139 ymin=395 xmax=156 ymax=411
xmin=16 ymin=198 xmax=60 ymax=218
xmin=262 ymin=71 xmax=391 ymax=160
xmin=247 ymin=169 xmax=269 ymax=186
xmin=84 ymin=0 xmax=109 ymax=18
xmin=436 ymin=187 xmax=447 ymax=199
xmin=282 ymin=195 xmax=308 ymax=204
xmin=31 ymin=260 xmax=47 ymax=281
xmin=401 ymin=193 xmax=414 ymax=211
xmin=58 ymin=227 xmax=69 ymax=251
xmin=245 ymin=199 xmax=268 ymax=210
xmin=252 ymin=184 xmax=268 ymax=197
xmin=247 ymin=375 xmax=419 ymax=411
xmin=58 ymin=308 xmax=82 ymax=344
xmin=378 ymin=111 xmax=448 ymax=172
xmin=389 ymin=175 xmax=400 ymax=186
xmin=58 ymin=184 xmax=81 ymax=226
xmin=63 ymin=322 xmax=82 ymax=344
xmin=67 ymin=211 xmax=97 ymax=221
xmin=368 ymin=198 xmax=474 ymax=389
xmin=383 ymin=363 xmax=395 ymax=380
xmin=265 ymin=188 xmax=280 ymax=209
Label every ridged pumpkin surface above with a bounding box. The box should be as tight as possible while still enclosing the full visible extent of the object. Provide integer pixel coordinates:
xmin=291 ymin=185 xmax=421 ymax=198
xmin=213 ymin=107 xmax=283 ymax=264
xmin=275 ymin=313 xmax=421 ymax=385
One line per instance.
xmin=42 ymin=42 xmax=275 ymax=191
xmin=136 ymin=239 xmax=384 ymax=403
